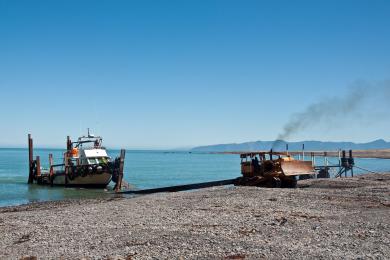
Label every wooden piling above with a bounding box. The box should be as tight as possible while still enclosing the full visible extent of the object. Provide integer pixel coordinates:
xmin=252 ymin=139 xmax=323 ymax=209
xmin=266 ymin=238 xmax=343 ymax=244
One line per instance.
xmin=28 ymin=134 xmax=34 ymax=184
xmin=64 ymin=153 xmax=69 ymax=186
xmin=115 ymin=149 xmax=126 ymax=192
xmin=36 ymin=156 xmax=41 ymax=177
xmin=66 ymin=136 xmax=71 ymax=151
xmin=64 ymin=136 xmax=72 ymax=186
xmin=49 ymin=154 xmax=54 ymax=186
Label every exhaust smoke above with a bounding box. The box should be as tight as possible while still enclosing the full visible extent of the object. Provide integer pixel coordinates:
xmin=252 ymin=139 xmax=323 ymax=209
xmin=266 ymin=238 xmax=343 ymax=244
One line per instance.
xmin=273 ymin=79 xmax=390 ymax=149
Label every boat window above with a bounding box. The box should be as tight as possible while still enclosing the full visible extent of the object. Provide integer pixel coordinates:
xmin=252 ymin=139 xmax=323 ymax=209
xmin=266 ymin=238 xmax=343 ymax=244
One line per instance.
xmin=88 ymin=158 xmax=97 ymax=164
xmin=97 ymin=157 xmax=107 ymax=164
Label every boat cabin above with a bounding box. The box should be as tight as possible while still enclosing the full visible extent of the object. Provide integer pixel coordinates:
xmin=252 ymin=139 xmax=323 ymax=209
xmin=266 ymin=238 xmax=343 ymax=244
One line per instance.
xmin=68 ymin=131 xmax=111 ymax=166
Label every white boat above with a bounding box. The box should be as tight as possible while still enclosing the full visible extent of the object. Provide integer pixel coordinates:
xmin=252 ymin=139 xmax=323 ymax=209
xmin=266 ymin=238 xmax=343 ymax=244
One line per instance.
xmin=28 ymin=130 xmax=126 ymax=189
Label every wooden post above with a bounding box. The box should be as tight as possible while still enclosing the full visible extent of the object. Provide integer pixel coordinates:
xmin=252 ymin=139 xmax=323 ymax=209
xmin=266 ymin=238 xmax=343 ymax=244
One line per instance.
xmin=67 ymin=136 xmax=71 ymax=151
xmin=49 ymin=154 xmax=54 ymax=186
xmin=28 ymin=134 xmax=34 ymax=184
xmin=64 ymin=153 xmax=69 ymax=186
xmin=36 ymin=156 xmax=41 ymax=177
xmin=115 ymin=149 xmax=126 ymax=192
xmin=64 ymin=136 xmax=72 ymax=186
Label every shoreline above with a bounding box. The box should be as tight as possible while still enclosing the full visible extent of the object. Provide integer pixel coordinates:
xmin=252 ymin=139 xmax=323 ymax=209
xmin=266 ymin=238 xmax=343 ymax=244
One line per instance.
xmin=211 ymin=149 xmax=390 ymax=159
xmin=0 ymin=173 xmax=389 ymax=259
xmin=2 ymin=170 xmax=389 ymax=211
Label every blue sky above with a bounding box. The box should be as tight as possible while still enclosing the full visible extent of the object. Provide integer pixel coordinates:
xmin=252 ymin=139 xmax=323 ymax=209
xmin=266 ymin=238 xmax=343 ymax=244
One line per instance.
xmin=0 ymin=0 xmax=389 ymax=148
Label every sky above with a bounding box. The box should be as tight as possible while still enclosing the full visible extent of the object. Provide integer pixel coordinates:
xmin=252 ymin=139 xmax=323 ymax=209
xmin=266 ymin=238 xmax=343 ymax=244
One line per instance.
xmin=0 ymin=0 xmax=389 ymax=149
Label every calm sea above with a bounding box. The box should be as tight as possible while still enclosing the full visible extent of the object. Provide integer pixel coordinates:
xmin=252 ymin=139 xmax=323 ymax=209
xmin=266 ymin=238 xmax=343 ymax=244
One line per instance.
xmin=0 ymin=148 xmax=389 ymax=207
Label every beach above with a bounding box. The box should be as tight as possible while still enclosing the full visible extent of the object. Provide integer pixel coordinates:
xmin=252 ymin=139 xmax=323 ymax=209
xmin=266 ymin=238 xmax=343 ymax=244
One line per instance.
xmin=0 ymin=173 xmax=389 ymax=259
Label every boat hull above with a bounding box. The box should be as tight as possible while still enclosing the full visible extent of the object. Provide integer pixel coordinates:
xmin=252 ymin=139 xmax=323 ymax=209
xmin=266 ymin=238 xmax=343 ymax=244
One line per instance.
xmin=52 ymin=172 xmax=112 ymax=188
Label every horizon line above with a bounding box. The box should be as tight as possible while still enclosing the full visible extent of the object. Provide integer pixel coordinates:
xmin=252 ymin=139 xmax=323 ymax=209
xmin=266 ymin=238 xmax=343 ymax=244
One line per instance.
xmin=0 ymin=138 xmax=388 ymax=150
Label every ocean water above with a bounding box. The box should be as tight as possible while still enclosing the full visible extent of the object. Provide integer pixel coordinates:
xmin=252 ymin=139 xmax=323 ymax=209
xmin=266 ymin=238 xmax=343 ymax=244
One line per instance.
xmin=0 ymin=148 xmax=389 ymax=207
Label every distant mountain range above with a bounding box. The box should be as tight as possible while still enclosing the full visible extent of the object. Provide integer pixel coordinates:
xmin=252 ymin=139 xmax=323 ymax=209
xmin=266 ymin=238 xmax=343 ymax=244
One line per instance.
xmin=191 ymin=139 xmax=390 ymax=152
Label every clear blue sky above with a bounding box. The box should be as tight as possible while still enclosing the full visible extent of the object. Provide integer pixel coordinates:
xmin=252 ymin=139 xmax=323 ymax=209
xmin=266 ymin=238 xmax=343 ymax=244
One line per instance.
xmin=1 ymin=0 xmax=389 ymax=148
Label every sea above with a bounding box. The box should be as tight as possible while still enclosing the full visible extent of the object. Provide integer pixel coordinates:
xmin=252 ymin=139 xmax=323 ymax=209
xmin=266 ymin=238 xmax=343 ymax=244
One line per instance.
xmin=0 ymin=148 xmax=389 ymax=207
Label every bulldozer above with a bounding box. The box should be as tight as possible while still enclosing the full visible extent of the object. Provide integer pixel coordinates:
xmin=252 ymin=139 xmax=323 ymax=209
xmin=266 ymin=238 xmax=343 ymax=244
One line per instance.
xmin=236 ymin=151 xmax=315 ymax=188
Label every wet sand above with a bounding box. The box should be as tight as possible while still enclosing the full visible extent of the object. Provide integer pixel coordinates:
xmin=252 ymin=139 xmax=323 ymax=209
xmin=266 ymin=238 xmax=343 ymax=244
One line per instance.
xmin=0 ymin=174 xmax=389 ymax=259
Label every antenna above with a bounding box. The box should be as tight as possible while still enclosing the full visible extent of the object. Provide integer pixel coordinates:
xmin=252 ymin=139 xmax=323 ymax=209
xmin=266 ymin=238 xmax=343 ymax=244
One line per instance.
xmin=87 ymin=128 xmax=95 ymax=138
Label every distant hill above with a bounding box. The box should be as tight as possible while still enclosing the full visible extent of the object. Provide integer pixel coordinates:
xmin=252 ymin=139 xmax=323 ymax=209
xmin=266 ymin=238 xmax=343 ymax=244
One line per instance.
xmin=191 ymin=139 xmax=390 ymax=152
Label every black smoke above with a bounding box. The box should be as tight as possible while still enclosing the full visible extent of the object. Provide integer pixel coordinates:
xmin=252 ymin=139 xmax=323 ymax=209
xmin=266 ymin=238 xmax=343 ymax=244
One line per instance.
xmin=272 ymin=80 xmax=390 ymax=149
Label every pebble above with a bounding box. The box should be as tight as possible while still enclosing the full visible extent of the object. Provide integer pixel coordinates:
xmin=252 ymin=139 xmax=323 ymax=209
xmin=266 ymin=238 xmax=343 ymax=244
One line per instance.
xmin=0 ymin=173 xmax=388 ymax=259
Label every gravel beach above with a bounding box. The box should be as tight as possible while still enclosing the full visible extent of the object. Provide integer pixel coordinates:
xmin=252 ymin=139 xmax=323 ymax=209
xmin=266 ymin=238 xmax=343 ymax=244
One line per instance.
xmin=0 ymin=173 xmax=389 ymax=259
